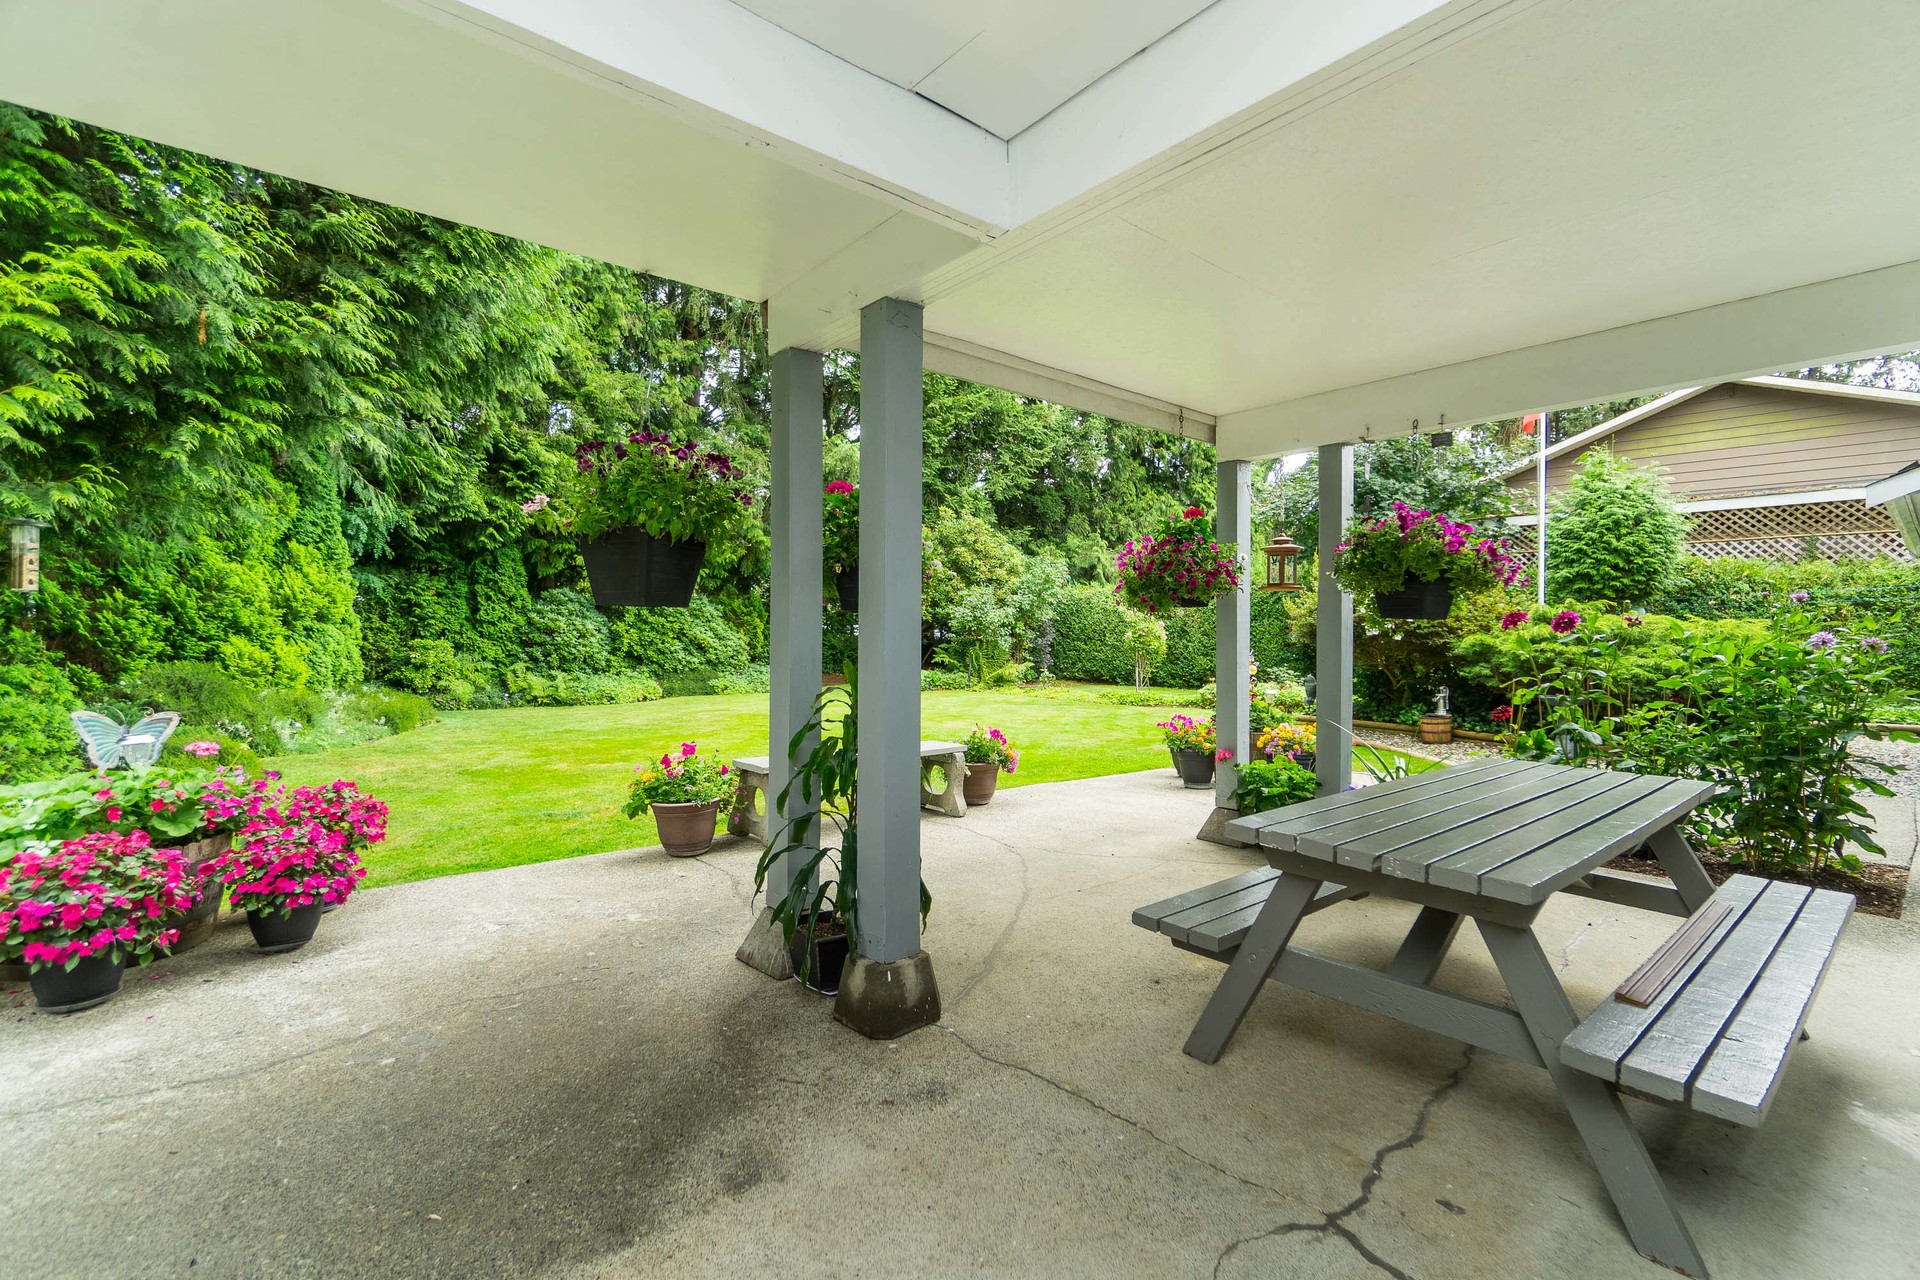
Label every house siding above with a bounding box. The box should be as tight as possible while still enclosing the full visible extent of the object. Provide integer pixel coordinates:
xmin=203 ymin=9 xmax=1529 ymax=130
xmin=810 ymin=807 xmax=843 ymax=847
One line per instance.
xmin=1507 ymin=382 xmax=1920 ymax=503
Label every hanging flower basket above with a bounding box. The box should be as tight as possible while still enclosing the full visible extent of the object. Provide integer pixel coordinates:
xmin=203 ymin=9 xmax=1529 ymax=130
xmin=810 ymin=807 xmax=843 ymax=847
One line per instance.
xmin=1116 ymin=508 xmax=1243 ymax=614
xmin=824 ymin=480 xmax=861 ymax=612
xmin=834 ymin=566 xmax=860 ymax=613
xmin=1331 ymin=502 xmax=1527 ymax=619
xmin=579 ymin=528 xmax=707 ymax=609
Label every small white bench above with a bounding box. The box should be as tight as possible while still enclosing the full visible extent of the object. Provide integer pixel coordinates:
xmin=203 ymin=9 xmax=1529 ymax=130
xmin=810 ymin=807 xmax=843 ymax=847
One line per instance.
xmin=726 ymin=739 xmax=970 ymax=843
xmin=1562 ymin=872 xmax=1853 ymax=1126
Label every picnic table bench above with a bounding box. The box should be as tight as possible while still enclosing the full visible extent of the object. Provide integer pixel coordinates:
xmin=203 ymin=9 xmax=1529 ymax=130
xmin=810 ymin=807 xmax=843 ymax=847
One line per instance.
xmin=1134 ymin=759 xmax=1853 ymax=1278
xmin=727 ymin=739 xmax=970 ymax=843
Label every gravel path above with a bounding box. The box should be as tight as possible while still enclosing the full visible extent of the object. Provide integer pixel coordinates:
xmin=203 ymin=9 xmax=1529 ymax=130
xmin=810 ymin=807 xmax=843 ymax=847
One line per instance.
xmin=1852 ymin=735 xmax=1920 ymax=797
xmin=1351 ymin=726 xmax=1497 ymax=767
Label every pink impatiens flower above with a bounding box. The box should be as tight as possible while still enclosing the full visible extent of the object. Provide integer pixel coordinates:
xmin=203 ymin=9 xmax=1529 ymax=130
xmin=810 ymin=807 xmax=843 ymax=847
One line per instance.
xmin=825 ymin=480 xmax=855 ymax=495
xmin=184 ymin=740 xmax=221 ymax=758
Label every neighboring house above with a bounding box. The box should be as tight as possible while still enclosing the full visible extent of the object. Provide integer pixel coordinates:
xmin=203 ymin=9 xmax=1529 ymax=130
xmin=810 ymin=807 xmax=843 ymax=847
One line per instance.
xmin=1503 ymin=376 xmax=1920 ymax=562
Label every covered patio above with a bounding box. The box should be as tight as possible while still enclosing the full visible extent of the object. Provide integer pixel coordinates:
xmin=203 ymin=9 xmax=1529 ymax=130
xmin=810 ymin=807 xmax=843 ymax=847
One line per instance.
xmin=7 ymin=0 xmax=1920 ymax=1274
xmin=5 ymin=770 xmax=1916 ymax=1278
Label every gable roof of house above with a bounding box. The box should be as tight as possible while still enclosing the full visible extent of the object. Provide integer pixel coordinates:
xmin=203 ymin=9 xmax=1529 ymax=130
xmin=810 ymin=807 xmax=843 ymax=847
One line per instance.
xmin=1499 ymin=376 xmax=1920 ymax=481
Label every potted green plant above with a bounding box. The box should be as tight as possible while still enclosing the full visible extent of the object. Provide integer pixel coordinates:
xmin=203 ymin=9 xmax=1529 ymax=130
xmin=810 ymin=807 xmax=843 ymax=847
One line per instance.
xmin=1158 ymin=714 xmax=1217 ymax=789
xmin=960 ymin=725 xmax=1018 ymax=805
xmin=0 ymin=830 xmax=195 ymax=1012
xmin=566 ymin=431 xmax=755 ymax=608
xmin=1116 ymin=507 xmax=1243 ymax=613
xmin=1232 ymin=756 xmax=1318 ymax=815
xmin=753 ymin=667 xmax=932 ymax=996
xmin=624 ymin=742 xmax=733 ymax=856
xmin=823 ymin=479 xmax=860 ymax=611
xmin=1330 ymin=501 xmax=1527 ymax=619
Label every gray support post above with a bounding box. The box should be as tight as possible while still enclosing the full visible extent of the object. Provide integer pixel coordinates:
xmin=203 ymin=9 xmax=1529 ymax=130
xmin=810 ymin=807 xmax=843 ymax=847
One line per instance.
xmin=836 ymin=298 xmax=940 ymax=1039
xmin=1215 ymin=459 xmax=1252 ymax=808
xmin=1316 ymin=444 xmax=1354 ymax=796
xmin=737 ymin=346 xmax=824 ymax=980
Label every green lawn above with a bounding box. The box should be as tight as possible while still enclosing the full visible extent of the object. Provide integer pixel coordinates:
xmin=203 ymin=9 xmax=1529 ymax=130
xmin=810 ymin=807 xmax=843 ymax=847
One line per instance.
xmin=277 ymin=684 xmax=1437 ymax=888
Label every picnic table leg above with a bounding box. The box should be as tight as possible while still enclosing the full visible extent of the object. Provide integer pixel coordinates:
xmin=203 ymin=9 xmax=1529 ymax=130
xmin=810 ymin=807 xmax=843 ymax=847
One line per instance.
xmin=1386 ymin=907 xmax=1462 ymax=986
xmin=1477 ymin=920 xmax=1709 ymax=1279
xmin=1645 ymin=825 xmax=1716 ymax=914
xmin=1183 ymin=871 xmax=1324 ymax=1064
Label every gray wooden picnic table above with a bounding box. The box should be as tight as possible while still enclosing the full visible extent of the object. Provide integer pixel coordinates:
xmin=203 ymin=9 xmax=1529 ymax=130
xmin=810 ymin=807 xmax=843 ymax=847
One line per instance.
xmin=1135 ymin=758 xmax=1855 ymax=1278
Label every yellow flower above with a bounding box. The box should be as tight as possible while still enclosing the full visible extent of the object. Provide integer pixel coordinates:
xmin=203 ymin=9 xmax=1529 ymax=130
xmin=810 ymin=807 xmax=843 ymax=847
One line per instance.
xmin=641 ymin=771 xmax=657 ymax=783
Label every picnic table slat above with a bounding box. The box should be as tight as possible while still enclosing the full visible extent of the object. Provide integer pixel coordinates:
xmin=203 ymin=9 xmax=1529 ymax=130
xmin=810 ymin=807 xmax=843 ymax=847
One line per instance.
xmin=1376 ymin=771 xmax=1645 ymax=883
xmin=1251 ymin=762 xmax=1539 ymax=856
xmin=1130 ymin=868 xmax=1279 ymax=932
xmin=1691 ymin=886 xmax=1853 ymax=1125
xmin=1185 ymin=881 xmax=1369 ymax=952
xmin=1320 ymin=767 xmax=1614 ymax=872
xmin=1220 ymin=760 xmax=1521 ymax=849
xmin=1618 ymin=880 xmax=1813 ymax=1101
xmin=1418 ymin=773 xmax=1673 ymax=895
xmin=1159 ymin=879 xmax=1289 ymax=944
xmin=1560 ymin=876 xmax=1770 ymax=1080
xmin=1474 ymin=778 xmax=1720 ymax=905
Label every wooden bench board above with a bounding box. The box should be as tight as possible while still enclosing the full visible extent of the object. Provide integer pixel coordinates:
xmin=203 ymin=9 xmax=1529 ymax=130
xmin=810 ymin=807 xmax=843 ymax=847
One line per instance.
xmin=1561 ymin=874 xmax=1853 ymax=1126
xmin=1133 ymin=870 xmax=1363 ymax=956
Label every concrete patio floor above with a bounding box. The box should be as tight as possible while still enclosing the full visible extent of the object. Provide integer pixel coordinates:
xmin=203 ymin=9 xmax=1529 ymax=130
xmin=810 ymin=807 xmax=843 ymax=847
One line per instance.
xmin=5 ymin=770 xmax=1917 ymax=1280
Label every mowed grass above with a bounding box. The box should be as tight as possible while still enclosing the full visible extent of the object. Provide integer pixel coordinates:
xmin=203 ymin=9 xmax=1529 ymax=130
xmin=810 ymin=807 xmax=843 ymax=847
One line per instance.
xmin=276 ymin=684 xmax=1437 ymax=888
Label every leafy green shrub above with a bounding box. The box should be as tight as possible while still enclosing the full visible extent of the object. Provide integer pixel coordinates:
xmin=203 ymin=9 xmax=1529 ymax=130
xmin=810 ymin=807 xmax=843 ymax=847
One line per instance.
xmin=124 ymin=661 xmax=289 ymax=752
xmin=1544 ymin=448 xmax=1687 ymax=606
xmin=521 ymin=589 xmax=614 ymax=674
xmin=394 ymin=638 xmax=487 ymax=709
xmin=1501 ymin=604 xmax=1898 ymax=875
xmin=1050 ymin=584 xmax=1137 ymax=684
xmin=1123 ymin=611 xmax=1167 ymax=690
xmin=348 ymin=687 xmax=437 ymax=734
xmin=608 ymin=596 xmax=750 ymax=674
xmin=1233 ymin=757 xmax=1318 ymax=814
xmin=708 ymin=664 xmax=771 ymax=695
xmin=1158 ymin=607 xmax=1215 ymax=687
xmin=921 ymin=669 xmax=973 ymax=691
xmin=1097 ymin=687 xmax=1211 ymax=707
xmin=161 ymin=726 xmax=263 ymax=774
xmin=504 ymin=666 xmax=663 ymax=706
xmin=0 ymin=630 xmax=84 ymax=784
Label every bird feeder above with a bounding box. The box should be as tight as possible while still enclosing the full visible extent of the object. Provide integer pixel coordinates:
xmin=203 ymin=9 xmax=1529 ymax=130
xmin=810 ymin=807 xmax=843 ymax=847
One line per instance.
xmin=1260 ymin=531 xmax=1304 ymax=592
xmin=8 ymin=519 xmax=46 ymax=593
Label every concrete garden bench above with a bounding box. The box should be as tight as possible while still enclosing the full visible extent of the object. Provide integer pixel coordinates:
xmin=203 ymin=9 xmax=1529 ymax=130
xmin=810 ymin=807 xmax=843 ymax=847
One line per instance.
xmin=726 ymin=740 xmax=970 ymax=843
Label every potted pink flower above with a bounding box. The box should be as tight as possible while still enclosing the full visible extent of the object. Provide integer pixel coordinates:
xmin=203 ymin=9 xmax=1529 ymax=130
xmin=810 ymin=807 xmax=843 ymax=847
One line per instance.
xmin=624 ymin=742 xmax=734 ymax=856
xmin=1158 ymin=714 xmax=1217 ymax=789
xmin=823 ymin=479 xmax=861 ymax=611
xmin=0 ymin=830 xmax=195 ymax=1012
xmin=204 ymin=780 xmax=378 ymax=953
xmin=961 ymin=725 xmax=1019 ymax=805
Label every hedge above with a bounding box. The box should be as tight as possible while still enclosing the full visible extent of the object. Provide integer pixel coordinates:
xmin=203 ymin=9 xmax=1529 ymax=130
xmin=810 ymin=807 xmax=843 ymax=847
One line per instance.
xmin=1048 ymin=583 xmax=1312 ymax=687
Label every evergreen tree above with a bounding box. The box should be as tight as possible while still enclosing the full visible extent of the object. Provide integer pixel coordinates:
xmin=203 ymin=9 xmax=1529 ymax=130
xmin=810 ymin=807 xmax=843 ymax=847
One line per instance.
xmin=1544 ymin=447 xmax=1687 ymax=606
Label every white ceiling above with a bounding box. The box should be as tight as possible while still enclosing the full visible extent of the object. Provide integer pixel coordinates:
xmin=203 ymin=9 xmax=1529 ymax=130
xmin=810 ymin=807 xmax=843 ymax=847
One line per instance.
xmin=3 ymin=0 xmax=1919 ymax=456
xmin=728 ymin=0 xmax=1217 ymax=139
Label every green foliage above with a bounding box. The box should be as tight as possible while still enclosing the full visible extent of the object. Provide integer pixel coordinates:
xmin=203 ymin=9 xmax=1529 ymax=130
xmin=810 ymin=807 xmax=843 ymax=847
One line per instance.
xmin=707 ymin=664 xmax=771 ymax=695
xmin=822 ymin=481 xmax=859 ymax=572
xmin=1050 ymin=584 xmax=1138 ymax=685
xmin=923 ymin=506 xmax=1023 ymax=639
xmin=502 ymin=666 xmax=663 ymax=706
xmin=1545 ymin=448 xmax=1687 ymax=606
xmin=607 ymin=595 xmax=751 ymax=675
xmin=921 ymin=669 xmax=974 ymax=691
xmin=1097 ymin=687 xmax=1212 ymax=708
xmin=1122 ymin=610 xmax=1167 ymax=689
xmin=521 ymin=589 xmax=614 ymax=674
xmin=123 ymin=661 xmax=288 ymax=751
xmin=1331 ymin=505 xmax=1522 ymax=598
xmin=1233 ymin=757 xmax=1318 ymax=814
xmin=0 ymin=629 xmax=83 ymax=784
xmin=161 ymin=725 xmax=262 ymax=774
xmin=623 ymin=744 xmax=732 ymax=815
xmin=568 ymin=432 xmax=754 ymax=544
xmin=1498 ymin=604 xmax=1898 ymax=875
xmin=1273 ymin=434 xmax=1524 ymax=555
xmin=346 ymin=687 xmax=437 ymax=735
xmin=1158 ymin=607 xmax=1217 ymax=688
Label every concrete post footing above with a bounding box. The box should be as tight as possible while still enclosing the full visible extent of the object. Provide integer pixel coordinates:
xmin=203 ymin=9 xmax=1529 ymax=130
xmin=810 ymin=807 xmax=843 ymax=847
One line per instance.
xmin=735 ymin=905 xmax=795 ymax=980
xmin=833 ymin=950 xmax=941 ymax=1039
xmin=1196 ymin=805 xmax=1242 ymax=846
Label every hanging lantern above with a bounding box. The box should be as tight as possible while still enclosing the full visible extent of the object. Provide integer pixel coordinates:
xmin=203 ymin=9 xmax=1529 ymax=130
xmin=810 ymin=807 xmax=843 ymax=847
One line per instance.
xmin=8 ymin=519 xmax=46 ymax=593
xmin=1260 ymin=531 xmax=1304 ymax=592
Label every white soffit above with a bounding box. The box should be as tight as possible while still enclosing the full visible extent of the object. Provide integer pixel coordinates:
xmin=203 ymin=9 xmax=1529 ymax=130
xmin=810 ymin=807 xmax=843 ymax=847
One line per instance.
xmin=726 ymin=0 xmax=1218 ymax=140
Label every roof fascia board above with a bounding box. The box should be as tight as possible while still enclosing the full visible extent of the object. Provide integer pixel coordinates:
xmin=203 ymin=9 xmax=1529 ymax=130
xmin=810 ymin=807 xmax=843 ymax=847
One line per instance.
xmin=1215 ymin=258 xmax=1920 ymax=461
xmin=921 ymin=334 xmax=1217 ymax=441
xmin=1737 ymin=375 xmax=1920 ymax=408
xmin=397 ymin=0 xmax=1012 ymax=236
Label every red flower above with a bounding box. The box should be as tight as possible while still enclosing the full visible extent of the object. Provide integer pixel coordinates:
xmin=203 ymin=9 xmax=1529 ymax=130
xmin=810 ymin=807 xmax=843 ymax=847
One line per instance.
xmin=1491 ymin=706 xmax=1514 ymax=723
xmin=1182 ymin=506 xmax=1204 ymax=519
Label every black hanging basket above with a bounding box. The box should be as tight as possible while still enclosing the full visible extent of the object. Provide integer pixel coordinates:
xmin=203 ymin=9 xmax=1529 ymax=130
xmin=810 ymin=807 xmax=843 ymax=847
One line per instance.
xmin=1375 ymin=578 xmax=1455 ymax=620
xmin=579 ymin=529 xmax=706 ymax=609
xmin=834 ymin=566 xmax=859 ymax=613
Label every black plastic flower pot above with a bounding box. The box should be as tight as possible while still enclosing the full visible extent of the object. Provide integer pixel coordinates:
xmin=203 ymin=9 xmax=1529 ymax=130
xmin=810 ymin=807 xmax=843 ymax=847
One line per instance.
xmin=247 ymin=902 xmax=325 ymax=954
xmin=578 ymin=528 xmax=706 ymax=609
xmin=1170 ymin=749 xmax=1216 ymax=789
xmin=834 ymin=566 xmax=859 ymax=613
xmin=1374 ymin=578 xmax=1454 ymax=620
xmin=788 ymin=913 xmax=851 ymax=996
xmin=28 ymin=952 xmax=127 ymax=1014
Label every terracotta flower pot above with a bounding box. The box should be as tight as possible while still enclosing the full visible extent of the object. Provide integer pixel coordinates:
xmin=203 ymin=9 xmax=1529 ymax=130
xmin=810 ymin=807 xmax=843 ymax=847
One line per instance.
xmin=962 ymin=761 xmax=1000 ymax=805
xmin=1170 ymin=749 xmax=1216 ymax=789
xmin=29 ymin=952 xmax=126 ymax=1013
xmin=653 ymin=799 xmax=722 ymax=856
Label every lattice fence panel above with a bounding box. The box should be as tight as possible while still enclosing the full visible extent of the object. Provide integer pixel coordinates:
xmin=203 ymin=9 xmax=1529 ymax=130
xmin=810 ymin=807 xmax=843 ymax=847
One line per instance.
xmin=1502 ymin=500 xmax=1910 ymax=563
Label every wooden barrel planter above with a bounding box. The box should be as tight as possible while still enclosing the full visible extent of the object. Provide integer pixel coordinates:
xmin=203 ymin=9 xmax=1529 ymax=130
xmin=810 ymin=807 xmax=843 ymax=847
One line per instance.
xmin=579 ymin=529 xmax=706 ymax=608
xmin=159 ymin=832 xmax=233 ymax=954
xmin=1375 ymin=579 xmax=1454 ymax=620
xmin=1417 ymin=714 xmax=1454 ymax=745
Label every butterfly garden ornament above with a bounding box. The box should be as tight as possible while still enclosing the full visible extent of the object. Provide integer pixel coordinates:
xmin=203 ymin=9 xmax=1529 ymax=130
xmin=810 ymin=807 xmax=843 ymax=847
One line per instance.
xmin=70 ymin=710 xmax=182 ymax=770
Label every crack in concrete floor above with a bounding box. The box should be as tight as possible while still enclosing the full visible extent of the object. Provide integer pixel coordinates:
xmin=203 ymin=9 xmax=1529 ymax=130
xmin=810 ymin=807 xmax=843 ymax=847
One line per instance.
xmin=1211 ymin=1047 xmax=1477 ymax=1280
